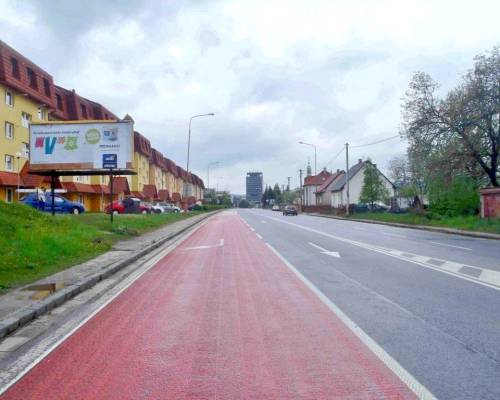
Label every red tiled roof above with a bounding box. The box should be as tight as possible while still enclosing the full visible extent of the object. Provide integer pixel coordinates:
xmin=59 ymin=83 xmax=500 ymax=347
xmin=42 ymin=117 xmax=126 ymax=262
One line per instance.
xmin=110 ymin=177 xmax=130 ymax=194
xmin=134 ymin=131 xmax=151 ymax=158
xmin=151 ymin=149 xmax=163 ymax=167
xmin=0 ymin=171 xmax=19 ymax=186
xmin=143 ymin=184 xmax=158 ymax=200
xmin=91 ymin=184 xmax=110 ymax=194
xmin=158 ymin=189 xmax=170 ymax=201
xmin=129 ymin=191 xmax=145 ymax=199
xmin=304 ymin=170 xmax=332 ymax=186
xmin=316 ymin=171 xmax=344 ymax=194
xmin=61 ymin=182 xmax=96 ymax=194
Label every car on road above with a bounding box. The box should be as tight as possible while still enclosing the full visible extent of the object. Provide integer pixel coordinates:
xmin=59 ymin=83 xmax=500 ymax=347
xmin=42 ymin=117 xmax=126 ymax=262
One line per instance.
xmin=272 ymin=205 xmax=281 ymax=211
xmin=22 ymin=193 xmax=85 ymax=214
xmin=282 ymin=205 xmax=298 ymax=216
xmin=154 ymin=202 xmax=181 ymax=213
xmin=106 ymin=198 xmax=151 ymax=214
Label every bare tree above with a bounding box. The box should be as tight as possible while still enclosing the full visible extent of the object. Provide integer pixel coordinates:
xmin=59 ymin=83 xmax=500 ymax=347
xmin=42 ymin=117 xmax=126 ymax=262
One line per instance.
xmin=401 ymin=47 xmax=500 ymax=187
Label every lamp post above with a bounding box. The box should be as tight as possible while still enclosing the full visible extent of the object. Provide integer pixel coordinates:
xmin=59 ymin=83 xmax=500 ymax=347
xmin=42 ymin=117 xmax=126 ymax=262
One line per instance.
xmin=207 ymin=161 xmax=220 ymax=191
xmin=187 ymin=113 xmax=215 ymax=173
xmin=16 ymin=152 xmax=22 ymax=200
xmin=299 ymin=141 xmax=317 ymax=175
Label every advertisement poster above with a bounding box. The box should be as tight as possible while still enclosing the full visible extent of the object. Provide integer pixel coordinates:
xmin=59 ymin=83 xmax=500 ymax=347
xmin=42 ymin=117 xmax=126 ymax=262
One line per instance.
xmin=29 ymin=121 xmax=133 ymax=171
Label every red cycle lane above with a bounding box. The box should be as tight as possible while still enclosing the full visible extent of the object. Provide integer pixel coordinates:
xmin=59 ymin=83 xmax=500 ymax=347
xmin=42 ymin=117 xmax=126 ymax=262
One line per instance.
xmin=1 ymin=212 xmax=418 ymax=399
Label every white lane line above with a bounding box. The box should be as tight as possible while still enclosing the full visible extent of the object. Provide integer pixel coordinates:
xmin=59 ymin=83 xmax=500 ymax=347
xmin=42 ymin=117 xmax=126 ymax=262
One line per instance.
xmin=308 ymin=242 xmax=340 ymax=258
xmin=250 ymin=227 xmax=255 ymax=232
xmin=266 ymin=243 xmax=436 ymax=400
xmin=261 ymin=220 xmax=267 ymax=224
xmin=261 ymin=214 xmax=500 ymax=292
xmin=309 ymin=242 xmax=328 ymax=252
xmin=256 ymin=233 xmax=263 ymax=239
xmin=220 ymin=238 xmax=225 ymax=246
xmin=381 ymin=233 xmax=407 ymax=239
xmin=0 ymin=216 xmax=211 ymax=395
xmin=429 ymin=241 xmax=472 ymax=251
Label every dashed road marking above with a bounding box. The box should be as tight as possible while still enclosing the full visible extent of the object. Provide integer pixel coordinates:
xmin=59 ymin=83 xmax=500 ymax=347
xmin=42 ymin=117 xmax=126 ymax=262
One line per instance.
xmin=256 ymin=233 xmax=263 ymax=239
xmin=429 ymin=241 xmax=472 ymax=251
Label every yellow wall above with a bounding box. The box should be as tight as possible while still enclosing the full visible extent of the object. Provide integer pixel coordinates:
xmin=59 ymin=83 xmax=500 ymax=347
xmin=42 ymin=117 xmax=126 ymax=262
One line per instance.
xmin=149 ymin=164 xmax=163 ymax=190
xmin=0 ymin=83 xmax=48 ymax=175
xmin=131 ymin=152 xmax=149 ymax=191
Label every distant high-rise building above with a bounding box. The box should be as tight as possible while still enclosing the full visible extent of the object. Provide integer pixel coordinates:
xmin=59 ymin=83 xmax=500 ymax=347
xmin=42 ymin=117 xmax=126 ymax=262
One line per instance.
xmin=246 ymin=172 xmax=263 ymax=203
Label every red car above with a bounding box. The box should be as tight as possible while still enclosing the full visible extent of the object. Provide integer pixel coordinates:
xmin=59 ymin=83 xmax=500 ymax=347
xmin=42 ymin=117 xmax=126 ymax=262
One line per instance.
xmin=105 ymin=198 xmax=151 ymax=214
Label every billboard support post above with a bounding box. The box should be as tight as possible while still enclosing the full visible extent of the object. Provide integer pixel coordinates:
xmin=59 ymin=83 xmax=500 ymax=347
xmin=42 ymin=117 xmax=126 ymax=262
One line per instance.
xmin=50 ymin=173 xmax=56 ymax=216
xmin=109 ymin=170 xmax=114 ymax=224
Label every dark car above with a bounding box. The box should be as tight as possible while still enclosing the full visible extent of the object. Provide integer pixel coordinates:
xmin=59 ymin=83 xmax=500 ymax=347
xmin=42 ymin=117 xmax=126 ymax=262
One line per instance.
xmin=22 ymin=193 xmax=85 ymax=214
xmin=283 ymin=205 xmax=298 ymax=216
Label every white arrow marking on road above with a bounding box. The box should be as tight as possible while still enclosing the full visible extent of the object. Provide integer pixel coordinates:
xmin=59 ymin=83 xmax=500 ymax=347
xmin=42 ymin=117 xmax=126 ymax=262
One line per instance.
xmin=308 ymin=242 xmax=341 ymax=258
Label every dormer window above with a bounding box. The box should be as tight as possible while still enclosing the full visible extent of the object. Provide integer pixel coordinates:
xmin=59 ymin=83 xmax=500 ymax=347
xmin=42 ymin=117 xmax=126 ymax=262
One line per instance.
xmin=10 ymin=58 xmax=20 ymax=79
xmin=43 ymin=78 xmax=51 ymax=97
xmin=27 ymin=68 xmax=37 ymax=89
xmin=56 ymin=94 xmax=63 ymax=110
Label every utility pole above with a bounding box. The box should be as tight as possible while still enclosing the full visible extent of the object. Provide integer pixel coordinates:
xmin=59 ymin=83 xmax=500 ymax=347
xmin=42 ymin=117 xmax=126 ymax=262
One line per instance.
xmin=345 ymin=143 xmax=350 ymax=216
xmin=287 ymin=176 xmax=291 ymax=192
xmin=299 ymin=168 xmax=303 ymax=213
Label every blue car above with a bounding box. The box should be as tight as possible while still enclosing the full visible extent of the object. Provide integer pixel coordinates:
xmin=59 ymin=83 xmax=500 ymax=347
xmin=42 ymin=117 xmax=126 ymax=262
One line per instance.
xmin=22 ymin=193 xmax=85 ymax=214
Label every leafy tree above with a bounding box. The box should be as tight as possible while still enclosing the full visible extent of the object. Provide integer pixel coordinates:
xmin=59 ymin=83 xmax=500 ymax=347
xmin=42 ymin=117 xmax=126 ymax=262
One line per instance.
xmin=401 ymin=46 xmax=500 ymax=187
xmin=238 ymin=199 xmax=251 ymax=208
xmin=428 ymin=174 xmax=479 ymax=216
xmin=360 ymin=162 xmax=390 ymax=210
xmin=273 ymin=184 xmax=282 ymax=204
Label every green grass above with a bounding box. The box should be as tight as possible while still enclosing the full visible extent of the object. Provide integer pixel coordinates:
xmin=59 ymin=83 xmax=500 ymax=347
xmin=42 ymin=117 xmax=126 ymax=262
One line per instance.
xmin=0 ymin=202 xmax=205 ymax=292
xmin=348 ymin=212 xmax=500 ymax=234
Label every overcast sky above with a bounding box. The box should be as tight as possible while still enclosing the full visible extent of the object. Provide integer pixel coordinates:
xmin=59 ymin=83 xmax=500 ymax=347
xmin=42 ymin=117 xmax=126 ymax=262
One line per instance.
xmin=1 ymin=0 xmax=498 ymax=193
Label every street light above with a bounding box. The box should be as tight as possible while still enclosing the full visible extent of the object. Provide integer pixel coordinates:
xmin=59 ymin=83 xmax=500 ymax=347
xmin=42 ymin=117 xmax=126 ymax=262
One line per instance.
xmin=207 ymin=161 xmax=220 ymax=191
xmin=299 ymin=141 xmax=317 ymax=175
xmin=187 ymin=113 xmax=215 ymax=173
xmin=16 ymin=152 xmax=22 ymax=200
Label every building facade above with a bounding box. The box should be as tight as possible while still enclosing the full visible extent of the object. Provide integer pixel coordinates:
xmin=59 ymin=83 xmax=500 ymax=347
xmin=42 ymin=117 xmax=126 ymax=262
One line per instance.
xmin=246 ymin=172 xmax=263 ymax=203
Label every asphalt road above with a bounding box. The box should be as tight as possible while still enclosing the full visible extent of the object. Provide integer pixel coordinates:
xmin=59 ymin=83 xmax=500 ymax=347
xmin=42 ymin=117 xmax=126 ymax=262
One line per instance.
xmin=239 ymin=209 xmax=500 ymax=400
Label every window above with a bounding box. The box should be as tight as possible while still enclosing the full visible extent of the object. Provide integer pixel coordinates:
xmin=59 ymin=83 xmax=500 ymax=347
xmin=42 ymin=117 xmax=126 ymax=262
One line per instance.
xmin=27 ymin=68 xmax=37 ymax=89
xmin=78 ymin=195 xmax=84 ymax=204
xmin=5 ymin=155 xmax=14 ymax=171
xmin=80 ymin=104 xmax=88 ymax=118
xmin=5 ymin=90 xmax=14 ymax=106
xmin=43 ymin=79 xmax=51 ymax=97
xmin=37 ymin=107 xmax=46 ymax=120
xmin=10 ymin=58 xmax=20 ymax=79
xmin=6 ymin=189 xmax=13 ymax=203
xmin=56 ymin=94 xmax=63 ymax=110
xmin=21 ymin=112 xmax=32 ymax=128
xmin=22 ymin=142 xmax=29 ymax=159
xmin=5 ymin=122 xmax=14 ymax=139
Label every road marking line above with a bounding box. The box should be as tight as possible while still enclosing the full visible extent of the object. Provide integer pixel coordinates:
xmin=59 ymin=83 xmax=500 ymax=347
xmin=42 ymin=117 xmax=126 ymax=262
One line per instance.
xmin=261 ymin=220 xmax=267 ymax=223
xmin=260 ymin=214 xmax=500 ymax=292
xmin=381 ymin=233 xmax=407 ymax=238
xmin=309 ymin=242 xmax=328 ymax=252
xmin=256 ymin=234 xmax=263 ymax=239
xmin=0 ymin=217 xmax=212 ymax=395
xmin=308 ymin=242 xmax=340 ymax=258
xmin=266 ymin=243 xmax=436 ymax=400
xmin=250 ymin=227 xmax=255 ymax=231
xmin=429 ymin=241 xmax=472 ymax=251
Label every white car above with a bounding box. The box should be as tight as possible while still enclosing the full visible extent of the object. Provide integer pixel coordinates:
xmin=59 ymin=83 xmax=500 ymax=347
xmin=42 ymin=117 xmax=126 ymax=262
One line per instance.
xmin=154 ymin=202 xmax=181 ymax=213
xmin=272 ymin=205 xmax=281 ymax=211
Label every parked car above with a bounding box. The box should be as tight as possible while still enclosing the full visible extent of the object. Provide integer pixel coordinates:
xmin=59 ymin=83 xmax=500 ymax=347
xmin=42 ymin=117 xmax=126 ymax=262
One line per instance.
xmin=105 ymin=198 xmax=151 ymax=214
xmin=272 ymin=205 xmax=281 ymax=211
xmin=283 ymin=205 xmax=298 ymax=216
xmin=154 ymin=202 xmax=181 ymax=213
xmin=22 ymin=193 xmax=85 ymax=214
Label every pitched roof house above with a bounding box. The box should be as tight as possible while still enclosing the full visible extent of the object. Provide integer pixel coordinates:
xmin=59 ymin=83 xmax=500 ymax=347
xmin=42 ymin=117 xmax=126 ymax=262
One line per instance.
xmin=303 ymin=169 xmax=332 ymax=206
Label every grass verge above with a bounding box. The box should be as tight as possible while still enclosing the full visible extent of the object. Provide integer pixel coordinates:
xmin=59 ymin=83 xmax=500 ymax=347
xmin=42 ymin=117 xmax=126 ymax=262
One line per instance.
xmin=0 ymin=201 xmax=205 ymax=292
xmin=348 ymin=212 xmax=500 ymax=234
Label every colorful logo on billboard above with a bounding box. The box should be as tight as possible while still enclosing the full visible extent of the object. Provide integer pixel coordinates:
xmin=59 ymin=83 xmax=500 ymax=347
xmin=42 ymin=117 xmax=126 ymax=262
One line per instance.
xmin=85 ymin=129 xmax=101 ymax=144
xmin=34 ymin=136 xmax=79 ymax=154
xmin=103 ymin=128 xmax=118 ymax=141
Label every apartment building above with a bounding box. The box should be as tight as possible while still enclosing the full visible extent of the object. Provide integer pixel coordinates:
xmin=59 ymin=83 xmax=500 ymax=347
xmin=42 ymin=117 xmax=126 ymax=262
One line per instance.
xmin=1 ymin=40 xmax=205 ymax=210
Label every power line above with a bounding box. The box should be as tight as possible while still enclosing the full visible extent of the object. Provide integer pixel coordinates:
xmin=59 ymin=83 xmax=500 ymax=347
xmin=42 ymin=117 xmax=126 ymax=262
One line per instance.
xmin=324 ymin=147 xmax=345 ymax=167
xmin=350 ymin=134 xmax=402 ymax=148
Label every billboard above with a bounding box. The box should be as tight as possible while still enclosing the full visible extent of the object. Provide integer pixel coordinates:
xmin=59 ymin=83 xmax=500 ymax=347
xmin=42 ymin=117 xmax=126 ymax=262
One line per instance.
xmin=29 ymin=121 xmax=133 ymax=171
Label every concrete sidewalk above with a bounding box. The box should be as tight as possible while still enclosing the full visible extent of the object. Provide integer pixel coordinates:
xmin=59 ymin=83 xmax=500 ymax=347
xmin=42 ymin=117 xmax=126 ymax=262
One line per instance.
xmin=0 ymin=212 xmax=217 ymax=339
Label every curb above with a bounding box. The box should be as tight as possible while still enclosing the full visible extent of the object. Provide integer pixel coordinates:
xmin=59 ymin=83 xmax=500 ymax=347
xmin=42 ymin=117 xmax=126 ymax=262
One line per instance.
xmin=306 ymin=213 xmax=500 ymax=240
xmin=0 ymin=211 xmax=218 ymax=339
